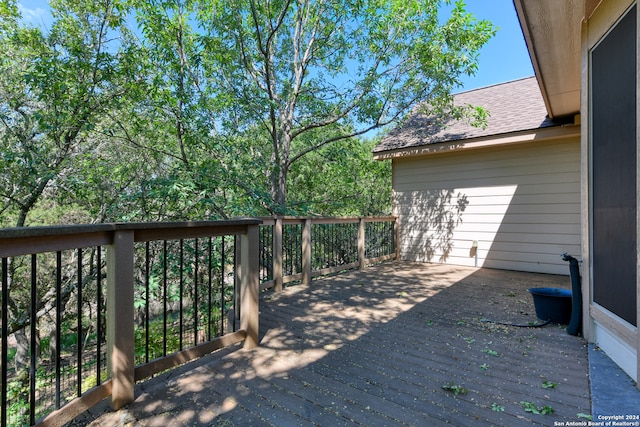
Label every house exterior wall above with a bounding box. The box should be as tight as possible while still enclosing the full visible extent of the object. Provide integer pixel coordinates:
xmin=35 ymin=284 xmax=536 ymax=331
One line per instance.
xmin=582 ymin=0 xmax=640 ymax=383
xmin=393 ymin=137 xmax=580 ymax=275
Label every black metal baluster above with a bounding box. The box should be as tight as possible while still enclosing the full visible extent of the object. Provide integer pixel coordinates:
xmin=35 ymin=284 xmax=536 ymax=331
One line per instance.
xmin=341 ymin=224 xmax=345 ymax=262
xmin=346 ymin=223 xmax=350 ymax=261
xmin=337 ymin=224 xmax=341 ymax=265
xmin=391 ymin=221 xmax=396 ymax=254
xmin=342 ymin=224 xmax=345 ymax=262
xmin=145 ymin=242 xmax=150 ymax=363
xmin=220 ymin=236 xmax=225 ymax=335
xmin=354 ymin=223 xmax=358 ymax=261
xmin=292 ymin=225 xmax=295 ymax=274
xmin=348 ymin=223 xmax=352 ymax=262
xmin=325 ymin=224 xmax=330 ymax=266
xmin=321 ymin=224 xmax=325 ymax=268
xmin=349 ymin=223 xmax=352 ymax=263
xmin=298 ymin=224 xmax=302 ymax=274
xmin=315 ymin=224 xmax=319 ymax=269
xmin=384 ymin=222 xmax=388 ymax=255
xmin=265 ymin=225 xmax=275 ymax=280
xmin=288 ymin=226 xmax=293 ymax=275
xmin=327 ymin=223 xmax=332 ymax=266
xmin=77 ymin=248 xmax=82 ymax=397
xmin=233 ymin=236 xmax=238 ymax=332
xmin=316 ymin=224 xmax=321 ymax=268
xmin=294 ymin=225 xmax=298 ymax=275
xmin=367 ymin=222 xmax=372 ymax=258
xmin=318 ymin=225 xmax=333 ymax=267
xmin=344 ymin=224 xmax=349 ymax=262
xmin=338 ymin=224 xmax=340 ymax=264
xmin=207 ymin=237 xmax=212 ymax=341
xmin=336 ymin=224 xmax=342 ymax=267
xmin=370 ymin=222 xmax=374 ymax=257
xmin=371 ymin=222 xmax=376 ymax=257
xmin=2 ymin=258 xmax=8 ymax=427
xmin=287 ymin=226 xmax=291 ymax=276
xmin=322 ymin=224 xmax=326 ymax=268
xmin=29 ymin=254 xmax=36 ymax=425
xmin=283 ymin=226 xmax=288 ymax=276
xmin=55 ymin=251 xmax=62 ymax=406
xmin=96 ymin=247 xmax=102 ymax=386
xmin=163 ymin=240 xmax=167 ymax=356
xmin=179 ymin=239 xmax=184 ymax=351
xmin=293 ymin=225 xmax=297 ymax=275
xmin=351 ymin=223 xmax=355 ymax=262
xmin=259 ymin=228 xmax=264 ymax=282
xmin=194 ymin=239 xmax=198 ymax=345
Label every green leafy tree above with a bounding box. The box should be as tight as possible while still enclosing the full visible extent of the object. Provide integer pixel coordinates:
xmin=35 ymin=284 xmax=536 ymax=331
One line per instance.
xmin=0 ymin=2 xmax=142 ymax=417
xmin=0 ymin=0 xmax=141 ymax=226
xmin=126 ymin=0 xmax=260 ymax=219
xmin=288 ymin=134 xmax=391 ymax=216
xmin=195 ymin=0 xmax=495 ymax=214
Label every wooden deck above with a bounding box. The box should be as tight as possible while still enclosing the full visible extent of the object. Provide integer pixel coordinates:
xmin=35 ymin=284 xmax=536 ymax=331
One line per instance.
xmin=73 ymin=262 xmax=591 ymax=426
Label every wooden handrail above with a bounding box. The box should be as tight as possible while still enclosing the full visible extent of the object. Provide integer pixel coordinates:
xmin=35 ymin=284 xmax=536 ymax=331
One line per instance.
xmin=0 ymin=216 xmax=393 ymax=426
xmin=258 ymin=216 xmax=397 ymax=291
xmin=0 ymin=219 xmax=261 ymax=427
xmin=0 ymin=220 xmax=263 ymax=258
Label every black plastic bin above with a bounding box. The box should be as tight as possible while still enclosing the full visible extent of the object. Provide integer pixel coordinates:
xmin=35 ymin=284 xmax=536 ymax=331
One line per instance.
xmin=528 ymin=287 xmax=572 ymax=324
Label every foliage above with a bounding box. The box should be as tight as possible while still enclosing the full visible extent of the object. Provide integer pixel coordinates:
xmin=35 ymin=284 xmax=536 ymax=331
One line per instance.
xmin=441 ymin=382 xmax=467 ymax=395
xmin=192 ymin=0 xmax=495 ymax=213
xmin=0 ymin=0 xmax=142 ymax=227
xmin=288 ymin=136 xmax=391 ymax=215
xmin=491 ymin=403 xmax=505 ymax=412
xmin=0 ymin=2 xmax=495 ymax=418
xmin=520 ymin=401 xmax=554 ymax=415
xmin=1 ymin=0 xmax=494 ymax=223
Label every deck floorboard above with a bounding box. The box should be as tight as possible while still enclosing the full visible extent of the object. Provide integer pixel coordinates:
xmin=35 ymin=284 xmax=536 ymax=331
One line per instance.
xmin=73 ymin=262 xmax=590 ymax=426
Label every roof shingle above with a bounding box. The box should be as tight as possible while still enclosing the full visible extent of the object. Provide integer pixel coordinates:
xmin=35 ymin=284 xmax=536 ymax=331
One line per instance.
xmin=373 ymin=76 xmax=558 ymax=154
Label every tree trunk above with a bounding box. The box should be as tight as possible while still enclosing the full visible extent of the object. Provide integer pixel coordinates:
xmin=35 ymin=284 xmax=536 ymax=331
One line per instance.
xmin=13 ymin=328 xmax=29 ymax=373
xmin=271 ymin=121 xmax=293 ymax=214
xmin=272 ymin=164 xmax=288 ymax=214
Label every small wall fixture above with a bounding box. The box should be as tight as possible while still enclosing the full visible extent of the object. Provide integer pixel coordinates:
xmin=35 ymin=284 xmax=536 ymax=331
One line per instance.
xmin=470 ymin=240 xmax=478 ymax=267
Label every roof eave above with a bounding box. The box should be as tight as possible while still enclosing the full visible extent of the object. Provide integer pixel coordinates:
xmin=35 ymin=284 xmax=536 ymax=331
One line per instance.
xmin=512 ymin=0 xmax=584 ymax=120
xmin=372 ymin=124 xmax=580 ymax=160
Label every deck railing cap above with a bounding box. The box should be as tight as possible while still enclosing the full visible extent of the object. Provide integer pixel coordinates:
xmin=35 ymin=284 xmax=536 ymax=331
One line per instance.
xmin=0 ymin=218 xmax=263 ymax=240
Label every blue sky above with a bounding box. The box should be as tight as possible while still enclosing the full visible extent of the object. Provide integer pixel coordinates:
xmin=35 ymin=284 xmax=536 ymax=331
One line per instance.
xmin=456 ymin=0 xmax=534 ymax=91
xmin=17 ymin=0 xmax=533 ymax=93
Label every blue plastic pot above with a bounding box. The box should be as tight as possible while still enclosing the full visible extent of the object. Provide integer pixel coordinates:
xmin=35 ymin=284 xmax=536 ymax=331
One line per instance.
xmin=528 ymin=287 xmax=572 ymax=324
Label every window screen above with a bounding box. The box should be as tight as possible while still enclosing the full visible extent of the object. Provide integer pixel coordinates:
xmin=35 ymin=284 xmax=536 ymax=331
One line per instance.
xmin=591 ymin=4 xmax=637 ymax=326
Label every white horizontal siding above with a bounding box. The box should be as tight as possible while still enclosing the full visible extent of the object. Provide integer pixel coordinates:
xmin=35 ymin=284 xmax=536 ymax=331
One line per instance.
xmin=393 ymin=137 xmax=580 ymax=275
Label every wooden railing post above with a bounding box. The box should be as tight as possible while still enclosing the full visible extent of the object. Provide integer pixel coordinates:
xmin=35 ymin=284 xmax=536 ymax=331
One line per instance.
xmin=273 ymin=217 xmax=283 ymax=291
xmin=394 ymin=217 xmax=400 ymax=260
xmin=302 ymin=218 xmax=312 ymax=285
xmin=106 ymin=230 xmax=135 ymax=410
xmin=240 ymin=224 xmax=259 ymax=349
xmin=358 ymin=218 xmax=366 ymax=271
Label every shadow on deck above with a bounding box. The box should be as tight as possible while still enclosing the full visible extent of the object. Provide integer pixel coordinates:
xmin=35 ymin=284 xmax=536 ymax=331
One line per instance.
xmin=73 ymin=262 xmax=590 ymax=426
